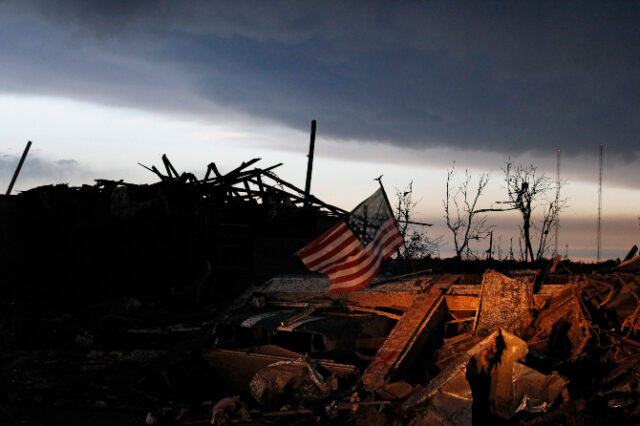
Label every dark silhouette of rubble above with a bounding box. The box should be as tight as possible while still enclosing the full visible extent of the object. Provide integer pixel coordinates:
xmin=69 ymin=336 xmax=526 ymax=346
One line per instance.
xmin=2 ymin=155 xmax=640 ymax=425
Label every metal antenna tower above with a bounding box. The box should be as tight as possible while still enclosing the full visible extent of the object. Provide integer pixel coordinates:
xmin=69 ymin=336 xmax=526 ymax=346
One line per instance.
xmin=597 ymin=144 xmax=604 ymax=263
xmin=554 ymin=149 xmax=560 ymax=256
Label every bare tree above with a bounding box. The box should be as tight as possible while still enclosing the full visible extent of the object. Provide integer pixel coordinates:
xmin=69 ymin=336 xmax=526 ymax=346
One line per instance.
xmin=404 ymin=228 xmax=441 ymax=259
xmin=534 ymin=198 xmax=563 ymax=260
xmin=395 ymin=181 xmax=417 ymax=243
xmin=443 ymin=166 xmax=491 ymax=259
xmin=503 ymin=161 xmax=564 ymax=261
xmin=395 ymin=181 xmax=440 ymax=259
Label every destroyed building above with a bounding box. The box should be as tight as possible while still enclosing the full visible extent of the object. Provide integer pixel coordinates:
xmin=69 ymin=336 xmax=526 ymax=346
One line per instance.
xmin=2 ymin=154 xmax=640 ymax=425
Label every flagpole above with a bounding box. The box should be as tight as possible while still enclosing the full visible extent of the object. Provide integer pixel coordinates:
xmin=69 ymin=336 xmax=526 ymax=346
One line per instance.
xmin=374 ymin=176 xmax=418 ymax=279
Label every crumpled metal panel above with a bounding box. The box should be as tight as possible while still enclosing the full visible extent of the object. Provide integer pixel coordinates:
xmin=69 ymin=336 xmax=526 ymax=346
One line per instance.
xmin=249 ymin=357 xmax=338 ymax=404
xmin=512 ymin=362 xmax=567 ymax=414
xmin=405 ymin=329 xmax=567 ymax=422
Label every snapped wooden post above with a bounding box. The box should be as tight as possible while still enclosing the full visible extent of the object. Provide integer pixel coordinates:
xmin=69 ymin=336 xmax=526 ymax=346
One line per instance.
xmin=304 ymin=120 xmax=316 ymax=205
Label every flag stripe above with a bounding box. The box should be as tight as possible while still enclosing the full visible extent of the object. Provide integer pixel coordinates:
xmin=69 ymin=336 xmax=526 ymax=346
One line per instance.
xmin=325 ymin=220 xmax=400 ymax=278
xmin=322 ymin=247 xmax=373 ymax=276
xmin=329 ymin=263 xmax=380 ymax=294
xmin=296 ymin=221 xmax=348 ymax=258
xmin=315 ymin=244 xmax=363 ymax=274
xmin=330 ymin=241 xmax=402 ymax=292
xmin=295 ymin=188 xmax=405 ymax=296
xmin=299 ymin=226 xmax=352 ymax=263
xmin=304 ymin=233 xmax=359 ymax=271
xmin=328 ymin=236 xmax=401 ymax=293
xmin=329 ymin=227 xmax=402 ymax=283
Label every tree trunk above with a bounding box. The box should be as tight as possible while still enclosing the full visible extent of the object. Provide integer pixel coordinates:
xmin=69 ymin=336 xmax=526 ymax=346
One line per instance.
xmin=523 ymin=216 xmax=534 ymax=262
xmin=455 ymin=240 xmax=463 ymax=259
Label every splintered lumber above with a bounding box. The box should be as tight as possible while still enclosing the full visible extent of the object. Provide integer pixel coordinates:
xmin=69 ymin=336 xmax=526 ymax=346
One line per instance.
xmin=624 ymin=245 xmax=638 ymax=262
xmin=362 ymin=286 xmax=447 ymax=391
xmin=204 ymin=162 xmax=220 ymax=180
xmin=268 ymin=290 xmax=418 ymax=311
xmin=304 ymin=119 xmax=316 ymax=203
xmin=617 ymin=255 xmax=640 ymax=272
xmin=161 ymin=153 xmax=179 ymax=178
xmin=260 ymin=275 xmax=436 ymax=311
xmin=137 ymin=154 xmax=346 ymax=216
xmin=344 ymin=305 xmax=402 ymax=320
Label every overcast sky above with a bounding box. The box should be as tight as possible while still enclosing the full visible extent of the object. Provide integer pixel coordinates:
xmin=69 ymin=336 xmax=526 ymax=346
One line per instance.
xmin=0 ymin=1 xmax=639 ymax=260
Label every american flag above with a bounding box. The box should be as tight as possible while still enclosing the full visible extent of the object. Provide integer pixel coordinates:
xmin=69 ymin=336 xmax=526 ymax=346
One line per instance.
xmin=297 ymin=188 xmax=404 ymax=295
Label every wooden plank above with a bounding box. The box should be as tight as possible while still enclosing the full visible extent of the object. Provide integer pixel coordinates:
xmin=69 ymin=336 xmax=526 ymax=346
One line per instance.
xmin=266 ymin=291 xmax=418 ymax=311
xmin=533 ymin=294 xmax=551 ymax=308
xmin=442 ymin=294 xmax=555 ymax=315
xmin=362 ymin=287 xmax=446 ymax=390
xmin=447 ymin=283 xmax=567 ymax=296
xmin=444 ymin=295 xmax=479 ymax=311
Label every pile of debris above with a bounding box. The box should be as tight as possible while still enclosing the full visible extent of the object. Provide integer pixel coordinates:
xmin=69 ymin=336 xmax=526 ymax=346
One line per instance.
xmin=0 ymin=155 xmax=344 ymax=424
xmin=198 ymin=267 xmax=640 ymax=424
xmin=0 ymin=156 xmax=342 ymax=346
xmin=3 ymin=153 xmax=640 ymax=424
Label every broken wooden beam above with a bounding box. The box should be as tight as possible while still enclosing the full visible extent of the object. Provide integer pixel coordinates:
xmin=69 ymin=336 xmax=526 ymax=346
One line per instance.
xmin=304 ymin=119 xmax=316 ymax=204
xmin=161 ymin=153 xmax=179 ymax=178
xmin=6 ymin=140 xmax=32 ymax=195
xmin=362 ymin=286 xmax=447 ymax=390
xmin=624 ymin=245 xmax=638 ymax=262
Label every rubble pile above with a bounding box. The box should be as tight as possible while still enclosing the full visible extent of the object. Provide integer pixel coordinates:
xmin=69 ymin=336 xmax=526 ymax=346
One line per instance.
xmin=203 ymin=268 xmax=640 ymax=425
xmin=0 ymin=156 xmax=341 ymax=345
xmin=2 ymin=154 xmax=640 ymax=424
xmin=0 ymin=156 xmax=341 ymax=424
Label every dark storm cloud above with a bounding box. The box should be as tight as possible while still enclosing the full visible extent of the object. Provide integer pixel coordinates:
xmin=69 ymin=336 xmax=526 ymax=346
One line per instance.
xmin=1 ymin=1 xmax=639 ymax=157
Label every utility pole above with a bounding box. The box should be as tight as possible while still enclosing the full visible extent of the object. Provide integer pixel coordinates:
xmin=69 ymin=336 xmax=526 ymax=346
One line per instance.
xmin=304 ymin=120 xmax=317 ymax=205
xmin=597 ymin=144 xmax=603 ymax=263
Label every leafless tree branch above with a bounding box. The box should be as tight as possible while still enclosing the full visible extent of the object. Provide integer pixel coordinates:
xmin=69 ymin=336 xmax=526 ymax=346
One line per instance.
xmin=395 ymin=181 xmax=440 ymax=259
xmin=503 ymin=161 xmax=565 ymax=261
xmin=443 ymin=165 xmax=491 ymax=259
